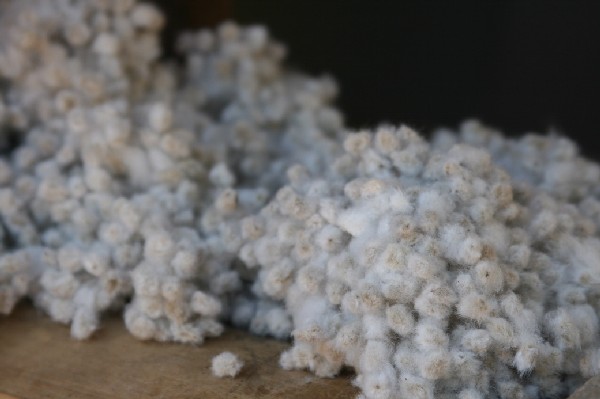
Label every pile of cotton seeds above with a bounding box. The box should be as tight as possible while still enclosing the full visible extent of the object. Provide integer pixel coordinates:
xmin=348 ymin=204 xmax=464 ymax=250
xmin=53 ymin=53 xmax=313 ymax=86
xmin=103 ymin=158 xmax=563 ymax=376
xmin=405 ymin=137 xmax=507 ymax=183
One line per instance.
xmin=0 ymin=2 xmax=599 ymax=398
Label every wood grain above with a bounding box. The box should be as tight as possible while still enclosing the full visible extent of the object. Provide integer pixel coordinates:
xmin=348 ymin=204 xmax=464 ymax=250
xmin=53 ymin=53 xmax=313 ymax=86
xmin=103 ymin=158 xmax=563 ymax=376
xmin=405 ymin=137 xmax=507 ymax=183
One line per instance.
xmin=568 ymin=376 xmax=600 ymax=399
xmin=0 ymin=304 xmax=357 ymax=399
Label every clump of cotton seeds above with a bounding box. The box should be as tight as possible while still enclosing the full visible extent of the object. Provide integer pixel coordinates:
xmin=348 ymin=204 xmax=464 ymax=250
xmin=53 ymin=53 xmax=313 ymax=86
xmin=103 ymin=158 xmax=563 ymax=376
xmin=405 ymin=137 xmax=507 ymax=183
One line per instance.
xmin=0 ymin=0 xmax=342 ymax=343
xmin=0 ymin=0 xmax=167 ymax=335
xmin=241 ymin=124 xmax=600 ymax=398
xmin=175 ymin=22 xmax=344 ymax=190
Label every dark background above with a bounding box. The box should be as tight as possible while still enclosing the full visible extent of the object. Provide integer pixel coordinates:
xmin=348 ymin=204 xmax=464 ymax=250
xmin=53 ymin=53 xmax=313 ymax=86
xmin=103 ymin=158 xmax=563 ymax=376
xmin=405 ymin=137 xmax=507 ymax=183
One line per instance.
xmin=155 ymin=0 xmax=600 ymax=160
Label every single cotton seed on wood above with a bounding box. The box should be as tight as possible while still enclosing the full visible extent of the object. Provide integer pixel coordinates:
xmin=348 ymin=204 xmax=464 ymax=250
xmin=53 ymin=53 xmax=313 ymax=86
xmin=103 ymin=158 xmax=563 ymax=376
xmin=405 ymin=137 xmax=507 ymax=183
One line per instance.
xmin=211 ymin=352 xmax=244 ymax=378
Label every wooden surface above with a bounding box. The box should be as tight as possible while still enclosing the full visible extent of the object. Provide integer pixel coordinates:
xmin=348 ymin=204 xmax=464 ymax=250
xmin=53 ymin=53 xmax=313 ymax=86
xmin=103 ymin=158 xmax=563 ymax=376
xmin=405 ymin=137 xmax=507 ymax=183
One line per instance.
xmin=1 ymin=304 xmax=599 ymax=399
xmin=568 ymin=376 xmax=600 ymax=399
xmin=0 ymin=304 xmax=356 ymax=399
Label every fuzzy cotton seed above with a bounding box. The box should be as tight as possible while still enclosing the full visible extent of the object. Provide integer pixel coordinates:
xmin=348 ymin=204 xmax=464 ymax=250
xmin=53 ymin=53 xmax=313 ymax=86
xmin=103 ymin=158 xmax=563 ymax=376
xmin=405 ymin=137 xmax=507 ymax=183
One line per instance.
xmin=418 ymin=350 xmax=451 ymax=380
xmin=144 ymin=231 xmax=175 ymax=261
xmin=472 ymin=260 xmax=504 ymax=293
xmin=386 ymin=304 xmax=415 ymax=336
xmin=460 ymin=329 xmax=492 ymax=355
xmin=82 ymin=250 xmax=110 ymax=277
xmin=130 ymin=3 xmax=164 ymax=30
xmin=514 ymin=343 xmax=539 ymax=375
xmin=457 ymin=293 xmax=495 ymax=323
xmin=147 ymin=103 xmax=173 ymax=133
xmin=486 ymin=317 xmax=516 ymax=347
xmin=361 ymin=366 xmax=397 ymax=399
xmin=380 ymin=273 xmax=421 ymax=304
xmin=407 ymin=253 xmax=443 ymax=281
xmin=315 ymin=225 xmax=346 ymax=252
xmin=414 ymin=282 xmax=457 ymax=320
xmin=343 ymin=132 xmax=371 ymax=155
xmin=415 ymin=320 xmax=449 ymax=350
xmin=399 ymin=374 xmax=434 ymax=399
xmin=191 ymin=291 xmax=222 ymax=317
xmin=360 ymin=340 xmax=392 ymax=373
xmin=545 ymin=308 xmax=581 ymax=350
xmin=93 ymin=33 xmax=120 ymax=55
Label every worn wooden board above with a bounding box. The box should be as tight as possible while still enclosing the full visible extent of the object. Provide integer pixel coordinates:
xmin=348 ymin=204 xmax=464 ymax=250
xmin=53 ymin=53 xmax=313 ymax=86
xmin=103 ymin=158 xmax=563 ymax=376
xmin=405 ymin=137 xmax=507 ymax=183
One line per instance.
xmin=568 ymin=376 xmax=600 ymax=399
xmin=0 ymin=304 xmax=356 ymax=399
xmin=1 ymin=304 xmax=598 ymax=399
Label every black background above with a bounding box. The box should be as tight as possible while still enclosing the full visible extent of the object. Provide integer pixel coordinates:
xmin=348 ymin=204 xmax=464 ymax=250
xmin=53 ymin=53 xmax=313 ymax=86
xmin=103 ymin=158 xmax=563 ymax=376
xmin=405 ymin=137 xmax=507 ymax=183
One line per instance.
xmin=157 ymin=0 xmax=600 ymax=160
